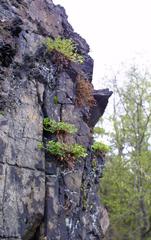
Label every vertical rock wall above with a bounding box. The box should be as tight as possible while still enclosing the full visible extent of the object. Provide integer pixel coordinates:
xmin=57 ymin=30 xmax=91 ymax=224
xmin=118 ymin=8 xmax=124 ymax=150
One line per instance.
xmin=0 ymin=1 xmax=111 ymax=239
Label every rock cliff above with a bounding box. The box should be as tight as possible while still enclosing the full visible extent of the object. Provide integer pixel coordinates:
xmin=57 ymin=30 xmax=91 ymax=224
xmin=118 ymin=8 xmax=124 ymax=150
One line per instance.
xmin=0 ymin=0 xmax=112 ymax=239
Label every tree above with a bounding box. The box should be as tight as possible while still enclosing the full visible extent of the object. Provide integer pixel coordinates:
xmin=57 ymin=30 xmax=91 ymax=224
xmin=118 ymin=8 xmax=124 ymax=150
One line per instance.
xmin=100 ymin=65 xmax=151 ymax=240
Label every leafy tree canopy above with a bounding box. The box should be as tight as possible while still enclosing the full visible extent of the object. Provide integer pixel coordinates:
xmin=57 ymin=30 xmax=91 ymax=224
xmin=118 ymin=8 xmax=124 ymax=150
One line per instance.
xmin=99 ymin=65 xmax=151 ymax=240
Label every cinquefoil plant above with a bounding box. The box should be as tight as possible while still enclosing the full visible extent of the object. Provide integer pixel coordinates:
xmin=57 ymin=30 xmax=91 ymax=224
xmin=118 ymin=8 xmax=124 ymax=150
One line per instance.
xmin=44 ymin=36 xmax=84 ymax=63
xmin=39 ymin=140 xmax=87 ymax=158
xmin=92 ymin=141 xmax=110 ymax=153
xmin=43 ymin=118 xmax=77 ymax=134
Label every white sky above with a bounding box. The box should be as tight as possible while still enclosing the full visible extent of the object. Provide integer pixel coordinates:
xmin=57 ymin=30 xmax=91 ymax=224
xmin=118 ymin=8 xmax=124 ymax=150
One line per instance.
xmin=53 ymin=0 xmax=151 ymax=89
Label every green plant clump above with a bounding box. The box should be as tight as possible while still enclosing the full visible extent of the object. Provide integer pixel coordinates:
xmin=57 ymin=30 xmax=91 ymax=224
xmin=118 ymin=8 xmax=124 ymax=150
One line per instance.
xmin=70 ymin=144 xmax=88 ymax=158
xmin=0 ymin=111 xmax=4 ymax=116
xmin=44 ymin=36 xmax=84 ymax=63
xmin=93 ymin=127 xmax=105 ymax=135
xmin=39 ymin=140 xmax=87 ymax=159
xmin=43 ymin=118 xmax=77 ymax=134
xmin=92 ymin=141 xmax=110 ymax=153
xmin=53 ymin=95 xmax=58 ymax=104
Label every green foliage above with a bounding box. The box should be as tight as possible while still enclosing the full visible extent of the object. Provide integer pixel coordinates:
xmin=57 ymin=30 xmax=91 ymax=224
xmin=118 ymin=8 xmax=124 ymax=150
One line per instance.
xmin=93 ymin=127 xmax=106 ymax=135
xmin=44 ymin=36 xmax=84 ymax=63
xmin=43 ymin=118 xmax=77 ymax=134
xmin=39 ymin=140 xmax=87 ymax=158
xmin=37 ymin=143 xmax=43 ymax=150
xmin=43 ymin=140 xmax=65 ymax=157
xmin=92 ymin=141 xmax=110 ymax=153
xmin=0 ymin=111 xmax=4 ymax=116
xmin=100 ymin=66 xmax=151 ymax=240
xmin=70 ymin=144 xmax=88 ymax=158
xmin=39 ymin=118 xmax=87 ymax=167
xmin=101 ymin=157 xmax=140 ymax=240
xmin=53 ymin=96 xmax=58 ymax=104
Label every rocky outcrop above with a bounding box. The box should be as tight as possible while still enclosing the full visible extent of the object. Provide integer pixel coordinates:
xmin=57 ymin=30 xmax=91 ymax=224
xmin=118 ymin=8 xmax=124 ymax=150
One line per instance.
xmin=88 ymin=89 xmax=113 ymax=128
xmin=0 ymin=0 xmax=111 ymax=239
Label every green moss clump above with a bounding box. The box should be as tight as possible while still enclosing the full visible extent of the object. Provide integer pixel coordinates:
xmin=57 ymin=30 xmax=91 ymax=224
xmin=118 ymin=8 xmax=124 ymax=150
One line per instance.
xmin=43 ymin=118 xmax=77 ymax=134
xmin=44 ymin=36 xmax=84 ymax=63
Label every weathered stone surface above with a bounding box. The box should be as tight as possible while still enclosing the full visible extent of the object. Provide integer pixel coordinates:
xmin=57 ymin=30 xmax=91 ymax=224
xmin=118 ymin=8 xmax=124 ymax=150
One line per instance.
xmin=88 ymin=89 xmax=113 ymax=128
xmin=0 ymin=163 xmax=45 ymax=239
xmin=0 ymin=0 xmax=111 ymax=239
xmin=57 ymin=72 xmax=75 ymax=104
xmin=0 ymin=81 xmax=44 ymax=169
xmin=100 ymin=206 xmax=110 ymax=235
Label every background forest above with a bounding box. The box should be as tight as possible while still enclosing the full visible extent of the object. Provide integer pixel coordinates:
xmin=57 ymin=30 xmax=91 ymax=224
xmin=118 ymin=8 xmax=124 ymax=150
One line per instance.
xmin=98 ymin=65 xmax=151 ymax=240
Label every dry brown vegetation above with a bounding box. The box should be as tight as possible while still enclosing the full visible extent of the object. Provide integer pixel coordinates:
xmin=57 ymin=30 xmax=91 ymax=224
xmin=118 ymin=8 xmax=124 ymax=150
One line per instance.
xmin=76 ymin=74 xmax=96 ymax=107
xmin=51 ymin=50 xmax=70 ymax=70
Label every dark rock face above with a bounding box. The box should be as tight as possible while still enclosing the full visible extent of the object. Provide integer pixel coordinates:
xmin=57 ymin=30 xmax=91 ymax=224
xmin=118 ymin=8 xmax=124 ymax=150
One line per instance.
xmin=0 ymin=0 xmax=111 ymax=239
xmin=88 ymin=89 xmax=113 ymax=128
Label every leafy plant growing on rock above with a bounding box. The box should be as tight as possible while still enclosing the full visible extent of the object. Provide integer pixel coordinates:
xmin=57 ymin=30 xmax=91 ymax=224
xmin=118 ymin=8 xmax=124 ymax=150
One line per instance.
xmin=39 ymin=140 xmax=87 ymax=158
xmin=0 ymin=111 xmax=4 ymax=116
xmin=38 ymin=140 xmax=87 ymax=168
xmin=53 ymin=95 xmax=58 ymax=104
xmin=44 ymin=36 xmax=84 ymax=63
xmin=92 ymin=141 xmax=110 ymax=153
xmin=69 ymin=144 xmax=88 ymax=158
xmin=38 ymin=118 xmax=87 ymax=168
xmin=43 ymin=118 xmax=77 ymax=134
